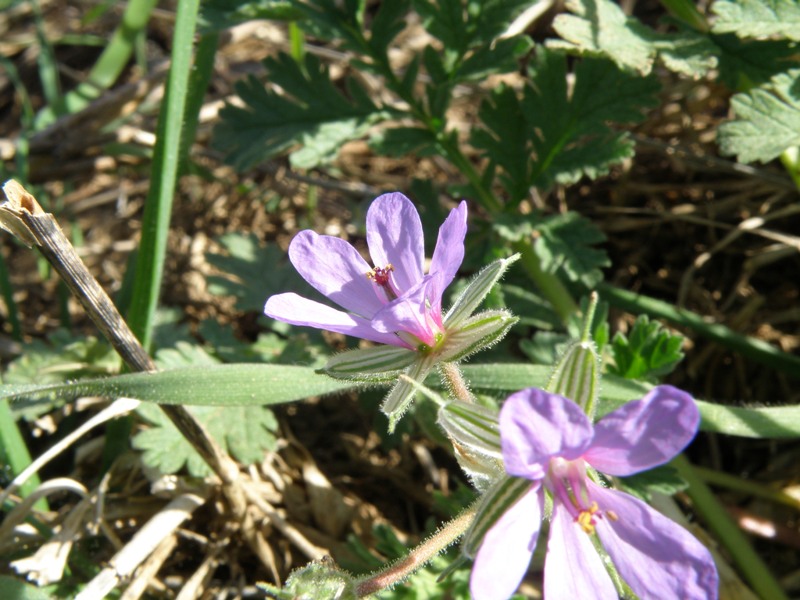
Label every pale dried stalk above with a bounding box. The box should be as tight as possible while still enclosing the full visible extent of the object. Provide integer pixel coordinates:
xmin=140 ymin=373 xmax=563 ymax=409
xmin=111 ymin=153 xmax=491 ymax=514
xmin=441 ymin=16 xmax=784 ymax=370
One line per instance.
xmin=0 ymin=180 xmax=329 ymax=586
xmin=75 ymin=492 xmax=208 ymax=600
xmin=0 ymin=397 xmax=140 ymax=508
xmin=0 ymin=179 xmax=244 ymax=495
xmin=118 ymin=534 xmax=178 ymax=600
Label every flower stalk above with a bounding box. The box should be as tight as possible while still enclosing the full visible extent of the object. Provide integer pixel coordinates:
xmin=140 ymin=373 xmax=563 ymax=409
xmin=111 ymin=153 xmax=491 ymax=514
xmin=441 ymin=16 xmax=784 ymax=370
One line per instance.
xmin=355 ymin=503 xmax=478 ymax=597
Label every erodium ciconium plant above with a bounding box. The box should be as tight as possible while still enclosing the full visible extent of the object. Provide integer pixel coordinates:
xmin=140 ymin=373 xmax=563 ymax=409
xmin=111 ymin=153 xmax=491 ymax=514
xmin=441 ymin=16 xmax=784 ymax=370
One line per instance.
xmin=265 ymin=192 xmax=517 ymax=429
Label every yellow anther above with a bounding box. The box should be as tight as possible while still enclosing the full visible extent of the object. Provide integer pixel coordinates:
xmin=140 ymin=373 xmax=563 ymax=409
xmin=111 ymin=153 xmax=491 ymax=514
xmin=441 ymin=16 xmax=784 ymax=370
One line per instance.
xmin=576 ymin=502 xmax=600 ymax=534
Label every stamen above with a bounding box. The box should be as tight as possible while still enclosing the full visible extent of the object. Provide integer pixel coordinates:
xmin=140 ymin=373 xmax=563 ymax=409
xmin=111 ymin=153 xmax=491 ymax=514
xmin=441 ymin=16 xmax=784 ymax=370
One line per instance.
xmin=366 ymin=264 xmax=397 ymax=300
xmin=576 ymin=501 xmax=600 ymax=534
xmin=366 ymin=264 xmax=394 ymax=286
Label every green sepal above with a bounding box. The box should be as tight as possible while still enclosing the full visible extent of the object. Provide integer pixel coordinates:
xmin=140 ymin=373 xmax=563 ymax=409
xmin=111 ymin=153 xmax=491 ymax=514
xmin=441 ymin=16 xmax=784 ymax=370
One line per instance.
xmin=382 ymin=357 xmax=436 ymax=432
xmin=258 ymin=559 xmax=357 ymax=600
xmin=546 ymin=339 xmax=600 ymax=419
xmin=320 ymin=345 xmax=417 ymax=382
xmin=438 ymin=400 xmax=503 ymax=490
xmin=444 ymin=254 xmax=520 ymax=328
xmin=439 ymin=310 xmax=518 ymax=363
xmin=438 ymin=401 xmax=502 ymax=460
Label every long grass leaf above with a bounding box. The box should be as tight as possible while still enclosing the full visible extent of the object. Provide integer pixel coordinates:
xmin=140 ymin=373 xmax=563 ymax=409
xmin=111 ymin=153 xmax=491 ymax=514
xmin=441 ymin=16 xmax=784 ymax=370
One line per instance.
xmin=127 ymin=0 xmax=201 ymax=349
xmin=35 ymin=0 xmax=158 ymax=127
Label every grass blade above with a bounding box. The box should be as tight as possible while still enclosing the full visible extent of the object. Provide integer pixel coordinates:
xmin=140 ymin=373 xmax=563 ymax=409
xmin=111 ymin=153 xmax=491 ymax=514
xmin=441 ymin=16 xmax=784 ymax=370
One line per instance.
xmin=127 ymin=0 xmax=202 ymax=349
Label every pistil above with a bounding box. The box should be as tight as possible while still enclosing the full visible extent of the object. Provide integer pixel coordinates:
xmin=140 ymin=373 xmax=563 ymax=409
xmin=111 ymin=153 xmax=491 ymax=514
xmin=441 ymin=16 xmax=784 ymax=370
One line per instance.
xmin=367 ymin=264 xmax=398 ymax=301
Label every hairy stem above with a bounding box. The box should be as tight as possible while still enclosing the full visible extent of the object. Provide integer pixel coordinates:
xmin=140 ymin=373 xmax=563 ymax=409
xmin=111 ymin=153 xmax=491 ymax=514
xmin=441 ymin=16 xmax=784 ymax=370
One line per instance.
xmin=439 ymin=362 xmax=474 ymax=403
xmin=355 ymin=503 xmax=477 ymax=596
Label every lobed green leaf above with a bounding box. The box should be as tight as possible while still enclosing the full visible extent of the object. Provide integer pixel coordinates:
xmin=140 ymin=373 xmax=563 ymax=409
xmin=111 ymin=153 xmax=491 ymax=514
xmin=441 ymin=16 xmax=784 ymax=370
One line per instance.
xmin=608 ymin=314 xmax=685 ymax=382
xmin=711 ymin=0 xmax=800 ymax=41
xmin=718 ymin=68 xmax=800 ymax=163
xmin=214 ymin=53 xmax=385 ymax=171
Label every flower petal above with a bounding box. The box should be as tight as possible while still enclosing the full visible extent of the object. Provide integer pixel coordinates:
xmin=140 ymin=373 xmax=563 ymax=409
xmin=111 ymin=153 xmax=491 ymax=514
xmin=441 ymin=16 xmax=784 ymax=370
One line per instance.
xmin=584 ymin=385 xmax=700 ymax=476
xmin=544 ymin=501 xmax=617 ymax=599
xmin=470 ymin=488 xmax=543 ymax=600
xmin=500 ymin=389 xmax=594 ymax=481
xmin=371 ymin=276 xmax=440 ymax=347
xmin=366 ymin=193 xmax=424 ymax=292
xmin=591 ymin=482 xmax=719 ymax=600
xmin=428 ymin=200 xmax=467 ymax=301
xmin=264 ymin=293 xmax=405 ymax=347
xmin=288 ymin=230 xmax=384 ymax=317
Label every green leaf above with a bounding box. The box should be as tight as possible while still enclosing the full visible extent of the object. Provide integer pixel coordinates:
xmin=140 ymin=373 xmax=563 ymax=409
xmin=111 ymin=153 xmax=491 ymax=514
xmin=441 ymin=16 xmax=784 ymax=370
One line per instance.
xmin=206 ymin=233 xmax=301 ymax=313
xmin=454 ymin=36 xmax=534 ymax=82
xmin=0 ymin=575 xmax=52 ymax=600
xmin=4 ymin=333 xmax=118 ymax=419
xmin=3 ymin=363 xmax=800 ymax=439
xmin=471 ymin=85 xmax=531 ymax=201
xmin=155 ymin=341 xmax=219 ymax=370
xmin=712 ymin=33 xmax=798 ymax=89
xmin=214 ymin=52 xmax=385 ymax=170
xmin=717 ymin=68 xmax=800 ymax=163
xmin=608 ymin=314 xmax=685 ymax=381
xmin=711 ymin=0 xmax=800 ymax=41
xmin=616 ymin=464 xmax=689 ymax=502
xmin=369 ymin=126 xmax=438 ymax=157
xmin=415 ymin=0 xmax=530 ymax=53
xmin=550 ymin=0 xmax=657 ymax=74
xmin=550 ymin=0 xmax=719 ymax=78
xmin=365 ymin=0 xmax=412 ymax=60
xmin=533 ymin=211 xmax=610 ymax=288
xmin=472 ymin=49 xmax=660 ymax=199
xmin=199 ymin=0 xmax=302 ymax=32
xmin=0 ymin=364 xmax=354 ymax=408
xmin=134 ymin=402 xmax=278 ymax=476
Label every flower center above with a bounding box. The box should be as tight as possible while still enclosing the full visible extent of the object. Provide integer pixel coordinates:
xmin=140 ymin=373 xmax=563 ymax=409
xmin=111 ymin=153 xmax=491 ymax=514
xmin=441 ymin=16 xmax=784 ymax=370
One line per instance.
xmin=546 ymin=458 xmax=614 ymax=536
xmin=366 ymin=264 xmax=398 ymax=301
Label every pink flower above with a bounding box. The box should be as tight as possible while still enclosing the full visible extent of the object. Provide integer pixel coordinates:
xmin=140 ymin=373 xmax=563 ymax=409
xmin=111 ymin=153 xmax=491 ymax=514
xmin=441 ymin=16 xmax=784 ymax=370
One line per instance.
xmin=264 ymin=192 xmax=467 ymax=350
xmin=470 ymin=386 xmax=718 ymax=600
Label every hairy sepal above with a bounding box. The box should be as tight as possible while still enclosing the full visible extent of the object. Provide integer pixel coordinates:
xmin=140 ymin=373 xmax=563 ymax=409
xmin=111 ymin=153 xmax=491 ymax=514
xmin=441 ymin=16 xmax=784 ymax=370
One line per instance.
xmin=382 ymin=357 xmax=436 ymax=432
xmin=321 ymin=345 xmax=416 ymax=382
xmin=444 ymin=254 xmax=519 ymax=328
xmin=438 ymin=400 xmax=503 ymax=490
xmin=439 ymin=310 xmax=517 ymax=363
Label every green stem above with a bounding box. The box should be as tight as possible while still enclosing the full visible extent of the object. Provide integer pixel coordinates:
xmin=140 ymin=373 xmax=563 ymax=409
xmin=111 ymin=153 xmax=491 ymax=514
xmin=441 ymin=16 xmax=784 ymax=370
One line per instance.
xmin=439 ymin=362 xmax=474 ymax=403
xmin=672 ymin=455 xmax=787 ymax=600
xmin=779 ymin=147 xmax=800 ymax=192
xmin=36 ymin=0 xmax=159 ymax=127
xmin=514 ymin=240 xmax=579 ymax=324
xmin=355 ymin=503 xmax=477 ymax=597
xmin=179 ymin=32 xmax=219 ymax=176
xmin=0 ymin=250 xmax=21 ymax=341
xmin=693 ymin=464 xmax=800 ymax=512
xmin=288 ymin=21 xmax=306 ymax=62
xmin=438 ymin=139 xmax=502 ymax=212
xmin=127 ymin=0 xmax=201 ymax=349
xmin=597 ymin=282 xmax=800 ymax=379
xmin=0 ymin=399 xmax=46 ymax=511
xmin=659 ymin=0 xmax=709 ymax=31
